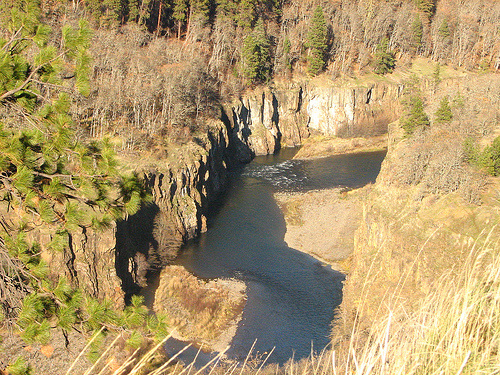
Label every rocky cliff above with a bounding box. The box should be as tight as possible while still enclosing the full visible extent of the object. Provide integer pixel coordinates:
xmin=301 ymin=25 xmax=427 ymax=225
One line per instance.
xmin=337 ymin=72 xmax=500 ymax=334
xmin=39 ymin=79 xmax=403 ymax=306
xmin=225 ymin=80 xmax=402 ymax=157
xmin=31 ymin=121 xmax=232 ymax=307
xmin=112 ymin=80 xmax=403 ymax=301
xmin=114 ymin=121 xmax=231 ymax=297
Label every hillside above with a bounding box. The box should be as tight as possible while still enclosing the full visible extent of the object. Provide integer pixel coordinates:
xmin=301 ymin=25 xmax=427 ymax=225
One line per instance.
xmin=0 ymin=0 xmax=500 ymax=373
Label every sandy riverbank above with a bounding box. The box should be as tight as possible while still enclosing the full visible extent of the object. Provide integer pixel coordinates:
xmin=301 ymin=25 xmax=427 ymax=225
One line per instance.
xmin=293 ymin=135 xmax=387 ymax=160
xmin=275 ymin=187 xmax=369 ymax=271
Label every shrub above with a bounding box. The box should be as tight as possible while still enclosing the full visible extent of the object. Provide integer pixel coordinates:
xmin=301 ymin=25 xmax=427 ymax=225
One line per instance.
xmin=464 ymin=136 xmax=500 ymax=176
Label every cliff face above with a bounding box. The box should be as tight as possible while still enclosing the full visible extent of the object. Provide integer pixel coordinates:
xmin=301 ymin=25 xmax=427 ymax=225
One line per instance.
xmin=40 ymin=80 xmax=402 ymax=305
xmin=115 ymin=122 xmax=231 ymax=296
xmin=225 ymin=81 xmax=402 ymax=157
xmin=113 ymin=80 xmax=402 ymax=300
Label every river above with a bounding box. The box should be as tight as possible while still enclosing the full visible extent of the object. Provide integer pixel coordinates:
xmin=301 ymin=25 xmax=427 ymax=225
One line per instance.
xmin=167 ymin=148 xmax=386 ymax=364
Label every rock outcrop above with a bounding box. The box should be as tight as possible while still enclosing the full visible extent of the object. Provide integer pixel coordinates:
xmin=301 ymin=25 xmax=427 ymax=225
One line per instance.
xmin=115 ymin=121 xmax=231 ymax=297
xmin=224 ymin=81 xmax=402 ymax=157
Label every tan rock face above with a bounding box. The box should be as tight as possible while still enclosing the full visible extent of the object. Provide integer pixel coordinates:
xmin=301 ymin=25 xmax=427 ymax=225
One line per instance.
xmin=115 ymin=122 xmax=231 ymax=297
xmin=225 ymin=82 xmax=401 ymax=157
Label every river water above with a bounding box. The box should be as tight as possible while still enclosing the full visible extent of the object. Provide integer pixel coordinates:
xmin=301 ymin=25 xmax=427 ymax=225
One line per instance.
xmin=169 ymin=148 xmax=386 ymax=364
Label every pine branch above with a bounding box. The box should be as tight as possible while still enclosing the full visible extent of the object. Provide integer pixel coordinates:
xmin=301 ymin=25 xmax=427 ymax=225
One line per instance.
xmin=0 ymin=51 xmax=66 ymax=103
xmin=1 ymin=26 xmax=25 ymax=52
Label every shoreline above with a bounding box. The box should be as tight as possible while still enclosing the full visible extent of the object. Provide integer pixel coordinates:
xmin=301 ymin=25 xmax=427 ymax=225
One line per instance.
xmin=274 ymin=186 xmax=369 ymax=272
xmin=293 ymin=135 xmax=387 ymax=160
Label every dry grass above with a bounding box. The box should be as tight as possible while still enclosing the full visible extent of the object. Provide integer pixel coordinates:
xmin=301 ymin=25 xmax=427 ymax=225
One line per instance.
xmin=153 ymin=266 xmax=246 ymax=346
xmin=331 ymin=231 xmax=500 ymax=375
xmin=65 ymin=227 xmax=500 ymax=375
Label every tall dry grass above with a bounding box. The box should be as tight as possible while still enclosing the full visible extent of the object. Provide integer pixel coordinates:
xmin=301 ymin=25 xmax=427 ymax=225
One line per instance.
xmin=332 ymin=230 xmax=500 ymax=375
xmin=73 ymin=233 xmax=500 ymax=374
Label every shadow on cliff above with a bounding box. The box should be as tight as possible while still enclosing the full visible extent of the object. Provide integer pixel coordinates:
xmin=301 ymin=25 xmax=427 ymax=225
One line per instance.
xmin=220 ymin=105 xmax=255 ymax=163
xmin=115 ymin=203 xmax=161 ymax=301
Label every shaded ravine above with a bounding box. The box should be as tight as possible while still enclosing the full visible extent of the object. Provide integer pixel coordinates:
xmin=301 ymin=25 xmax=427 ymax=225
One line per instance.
xmin=165 ymin=149 xmax=386 ymax=364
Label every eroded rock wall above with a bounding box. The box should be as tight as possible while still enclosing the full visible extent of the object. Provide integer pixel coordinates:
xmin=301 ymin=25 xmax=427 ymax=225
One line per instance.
xmin=115 ymin=122 xmax=231 ymax=296
xmin=224 ymin=81 xmax=402 ymax=156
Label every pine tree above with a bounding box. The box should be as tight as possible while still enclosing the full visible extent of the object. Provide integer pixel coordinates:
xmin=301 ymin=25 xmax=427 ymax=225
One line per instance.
xmin=401 ymin=95 xmax=430 ymax=135
xmin=237 ymin=0 xmax=257 ymax=29
xmin=415 ymin=0 xmax=436 ymax=18
xmin=438 ymin=18 xmax=450 ymax=38
xmin=373 ymin=37 xmax=396 ymax=75
xmin=241 ymin=18 xmax=271 ymax=82
xmin=411 ymin=14 xmax=423 ymax=53
xmin=306 ymin=6 xmax=328 ymax=76
xmin=6 ymin=356 xmax=32 ymax=375
xmin=173 ymin=0 xmax=188 ymax=38
xmin=0 ymin=4 xmax=152 ymax=344
xmin=190 ymin=0 xmax=211 ymax=27
xmin=434 ymin=96 xmax=453 ymax=124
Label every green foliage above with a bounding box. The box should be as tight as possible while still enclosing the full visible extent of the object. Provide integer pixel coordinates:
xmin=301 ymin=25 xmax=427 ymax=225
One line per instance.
xmin=438 ymin=18 xmax=450 ymax=38
xmin=217 ymin=0 xmax=257 ymax=28
xmin=452 ymin=92 xmax=465 ymax=108
xmin=237 ymin=0 xmax=257 ymax=29
xmin=433 ymin=63 xmax=441 ymax=87
xmin=126 ymin=330 xmax=144 ymax=349
xmin=84 ymin=297 xmax=119 ymax=330
xmin=241 ymin=18 xmax=271 ymax=82
xmin=17 ymin=294 xmax=53 ymax=344
xmin=411 ymin=15 xmax=423 ymax=53
xmin=434 ymin=96 xmax=453 ymax=124
xmin=306 ymin=6 xmax=328 ymax=76
xmin=0 ymin=11 xmax=92 ymax=104
xmin=466 ymin=137 xmax=500 ymax=176
xmin=415 ymin=0 xmax=436 ymax=18
xmin=401 ymin=95 xmax=430 ymax=135
xmin=6 ymin=356 xmax=33 ymax=375
xmin=400 ymin=77 xmax=429 ymax=135
xmin=146 ymin=313 xmax=170 ymax=340
xmin=122 ymin=295 xmax=148 ymax=328
xmin=87 ymin=329 xmax=106 ymax=363
xmin=373 ymin=37 xmax=396 ymax=75
xmin=191 ymin=0 xmax=211 ymax=26
xmin=173 ymin=0 xmax=188 ymax=37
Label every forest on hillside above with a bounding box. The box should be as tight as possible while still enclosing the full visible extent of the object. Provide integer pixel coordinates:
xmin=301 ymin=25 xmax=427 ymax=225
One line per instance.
xmin=0 ymin=0 xmax=499 ymax=373
xmin=1 ymin=0 xmax=499 ymax=151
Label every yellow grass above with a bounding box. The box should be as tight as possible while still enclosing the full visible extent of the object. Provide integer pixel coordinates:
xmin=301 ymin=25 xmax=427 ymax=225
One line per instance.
xmin=72 ymin=228 xmax=500 ymax=374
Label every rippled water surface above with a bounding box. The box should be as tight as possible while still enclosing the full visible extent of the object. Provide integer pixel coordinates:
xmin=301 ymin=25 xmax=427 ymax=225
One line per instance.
xmin=170 ymin=149 xmax=386 ymax=364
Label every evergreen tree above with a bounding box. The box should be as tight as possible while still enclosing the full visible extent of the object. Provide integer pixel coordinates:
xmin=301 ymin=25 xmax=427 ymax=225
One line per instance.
xmin=401 ymin=94 xmax=430 ymax=135
xmin=173 ymin=0 xmax=188 ymax=38
xmin=415 ymin=0 xmax=436 ymax=18
xmin=128 ymin=0 xmax=141 ymax=22
xmin=373 ymin=37 xmax=396 ymax=75
xmin=190 ymin=0 xmax=211 ymax=26
xmin=399 ymin=76 xmax=430 ymax=136
xmin=216 ymin=0 xmax=236 ymax=18
xmin=434 ymin=96 xmax=453 ymax=124
xmin=433 ymin=63 xmax=441 ymax=86
xmin=306 ymin=5 xmax=328 ymax=76
xmin=237 ymin=0 xmax=257 ymax=29
xmin=241 ymin=18 xmax=271 ymax=82
xmin=438 ymin=18 xmax=450 ymax=38
xmin=0 ymin=2 xmax=152 ymax=345
xmin=411 ymin=14 xmax=423 ymax=53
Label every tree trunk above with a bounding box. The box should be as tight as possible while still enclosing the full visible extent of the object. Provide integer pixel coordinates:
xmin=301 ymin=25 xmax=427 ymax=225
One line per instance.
xmin=186 ymin=5 xmax=193 ymax=41
xmin=157 ymin=1 xmax=163 ymax=35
